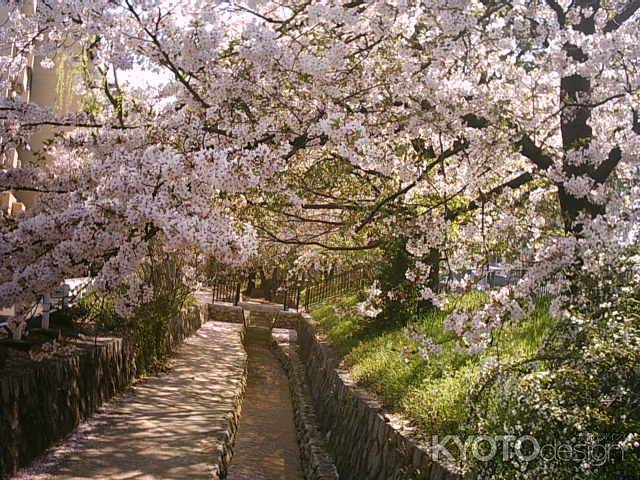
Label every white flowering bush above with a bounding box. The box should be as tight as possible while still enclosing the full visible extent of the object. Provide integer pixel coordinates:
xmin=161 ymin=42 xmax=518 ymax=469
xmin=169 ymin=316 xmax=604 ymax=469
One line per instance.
xmin=469 ymin=270 xmax=640 ymax=479
xmin=356 ymin=280 xmax=384 ymax=318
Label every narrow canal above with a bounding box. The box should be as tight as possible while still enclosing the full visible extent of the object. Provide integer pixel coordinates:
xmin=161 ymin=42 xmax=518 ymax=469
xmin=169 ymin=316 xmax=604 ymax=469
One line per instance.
xmin=225 ymin=311 xmax=303 ymax=480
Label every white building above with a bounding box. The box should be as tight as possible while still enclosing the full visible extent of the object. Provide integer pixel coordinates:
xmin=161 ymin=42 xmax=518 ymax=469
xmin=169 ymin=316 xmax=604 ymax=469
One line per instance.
xmin=1 ymin=1 xmax=81 ymax=322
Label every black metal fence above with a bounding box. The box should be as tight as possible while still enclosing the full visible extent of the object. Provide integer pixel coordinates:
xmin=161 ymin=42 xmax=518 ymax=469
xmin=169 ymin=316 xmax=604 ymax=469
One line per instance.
xmin=209 ymin=267 xmax=372 ymax=311
xmin=280 ymin=285 xmax=302 ymax=311
xmin=209 ymin=263 xmax=633 ymax=311
xmin=301 ymin=268 xmax=370 ymax=310
xmin=211 ymin=277 xmax=242 ymax=305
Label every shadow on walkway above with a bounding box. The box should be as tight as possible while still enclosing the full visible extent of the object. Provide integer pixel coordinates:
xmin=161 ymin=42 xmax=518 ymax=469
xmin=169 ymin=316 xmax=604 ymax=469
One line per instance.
xmin=14 ymin=322 xmax=246 ymax=480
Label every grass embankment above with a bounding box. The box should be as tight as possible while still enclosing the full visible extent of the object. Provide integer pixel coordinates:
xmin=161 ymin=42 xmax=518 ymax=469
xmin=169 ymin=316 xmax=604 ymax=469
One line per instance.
xmin=310 ymin=293 xmax=554 ymax=437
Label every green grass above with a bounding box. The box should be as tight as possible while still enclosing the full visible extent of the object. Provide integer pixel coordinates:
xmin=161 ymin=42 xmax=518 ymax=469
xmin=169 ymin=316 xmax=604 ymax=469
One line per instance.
xmin=310 ymin=292 xmax=555 ymax=437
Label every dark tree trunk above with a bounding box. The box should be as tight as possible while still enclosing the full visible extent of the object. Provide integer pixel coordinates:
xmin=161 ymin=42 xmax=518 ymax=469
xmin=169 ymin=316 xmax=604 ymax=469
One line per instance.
xmin=258 ymin=268 xmax=270 ymax=299
xmin=558 ymin=1 xmax=606 ymax=234
xmin=425 ymin=248 xmax=441 ymax=294
xmin=246 ymin=271 xmax=256 ymax=295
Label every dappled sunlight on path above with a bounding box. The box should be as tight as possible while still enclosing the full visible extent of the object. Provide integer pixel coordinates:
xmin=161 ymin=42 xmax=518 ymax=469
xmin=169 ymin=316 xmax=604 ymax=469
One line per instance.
xmin=13 ymin=322 xmax=246 ymax=480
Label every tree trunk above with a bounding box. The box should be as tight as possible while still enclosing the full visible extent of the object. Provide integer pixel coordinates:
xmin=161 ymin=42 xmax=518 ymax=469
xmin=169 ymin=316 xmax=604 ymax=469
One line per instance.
xmin=559 ymin=1 xmax=604 ymax=235
xmin=246 ymin=271 xmax=256 ymax=296
xmin=425 ymin=248 xmax=441 ymax=294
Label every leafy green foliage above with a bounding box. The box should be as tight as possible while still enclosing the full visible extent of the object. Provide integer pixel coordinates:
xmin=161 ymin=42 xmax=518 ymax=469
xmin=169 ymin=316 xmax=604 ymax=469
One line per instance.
xmin=49 ymin=293 xmax=120 ymax=329
xmin=375 ymin=236 xmax=435 ymax=326
xmin=472 ymin=292 xmax=640 ymax=479
xmin=50 ymin=254 xmax=194 ymax=375
xmin=311 ymin=292 xmax=554 ymax=438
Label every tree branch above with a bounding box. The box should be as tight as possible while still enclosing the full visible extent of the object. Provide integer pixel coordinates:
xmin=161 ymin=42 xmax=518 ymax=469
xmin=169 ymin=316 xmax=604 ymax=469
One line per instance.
xmin=124 ymin=0 xmax=210 ymax=109
xmin=593 ymin=146 xmax=622 ymax=184
xmin=257 ymin=226 xmax=381 ymax=251
xmin=354 ymin=139 xmax=469 ymax=232
xmin=516 ymin=135 xmax=554 ymax=170
xmin=603 ymin=0 xmax=640 ymax=33
xmin=545 ymin=0 xmax=567 ymax=26
xmin=446 ymin=171 xmax=534 ymax=221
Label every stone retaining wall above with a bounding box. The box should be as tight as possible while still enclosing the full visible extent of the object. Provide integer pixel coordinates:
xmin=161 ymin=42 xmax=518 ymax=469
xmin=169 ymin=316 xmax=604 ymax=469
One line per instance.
xmin=210 ymin=324 xmax=248 ymax=480
xmin=0 ymin=305 xmax=206 ymax=479
xmin=208 ymin=303 xmax=245 ymax=324
xmin=272 ymin=313 xmax=300 ymax=331
xmin=297 ymin=313 xmax=462 ymax=480
xmin=211 ymin=369 xmax=247 ymax=480
xmin=271 ymin=336 xmax=339 ymax=480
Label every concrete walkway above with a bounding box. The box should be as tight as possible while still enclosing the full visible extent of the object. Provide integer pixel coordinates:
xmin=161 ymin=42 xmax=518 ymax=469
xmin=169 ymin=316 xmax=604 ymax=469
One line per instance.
xmin=14 ymin=321 xmax=246 ymax=480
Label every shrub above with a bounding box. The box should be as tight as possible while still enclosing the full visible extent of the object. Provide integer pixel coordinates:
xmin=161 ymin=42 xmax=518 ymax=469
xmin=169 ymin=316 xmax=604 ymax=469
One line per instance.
xmin=376 ymin=236 xmax=436 ymax=326
xmin=48 ymin=292 xmax=120 ymax=329
xmin=126 ymin=252 xmax=193 ymax=374
xmin=470 ymin=286 xmax=640 ymax=479
xmin=55 ymin=251 xmax=194 ymax=375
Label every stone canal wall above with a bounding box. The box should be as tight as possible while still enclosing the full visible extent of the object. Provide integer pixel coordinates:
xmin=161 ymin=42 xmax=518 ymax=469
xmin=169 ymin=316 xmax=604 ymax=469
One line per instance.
xmin=271 ymin=335 xmax=339 ymax=480
xmin=0 ymin=305 xmax=207 ymax=479
xmin=297 ymin=313 xmax=462 ymax=480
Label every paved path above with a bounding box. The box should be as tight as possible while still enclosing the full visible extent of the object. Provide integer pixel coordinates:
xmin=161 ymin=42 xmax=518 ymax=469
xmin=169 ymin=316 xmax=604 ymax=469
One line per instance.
xmin=225 ymin=309 xmax=303 ymax=480
xmin=14 ymin=321 xmax=246 ymax=480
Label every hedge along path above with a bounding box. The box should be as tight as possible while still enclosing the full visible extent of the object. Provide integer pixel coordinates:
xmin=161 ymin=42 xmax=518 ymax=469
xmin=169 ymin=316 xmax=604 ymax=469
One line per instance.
xmin=13 ymin=321 xmax=246 ymax=480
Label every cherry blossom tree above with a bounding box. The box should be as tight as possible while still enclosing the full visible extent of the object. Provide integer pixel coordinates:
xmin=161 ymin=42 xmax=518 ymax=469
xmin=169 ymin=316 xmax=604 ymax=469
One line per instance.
xmin=235 ymin=0 xmax=640 ymax=349
xmin=0 ymin=0 xmax=638 ymax=350
xmin=397 ymin=0 xmax=640 ymax=352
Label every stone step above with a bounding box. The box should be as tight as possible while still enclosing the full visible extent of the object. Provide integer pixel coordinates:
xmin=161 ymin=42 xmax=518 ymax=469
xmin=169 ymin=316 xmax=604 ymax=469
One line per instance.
xmin=246 ymin=310 xmax=277 ymax=329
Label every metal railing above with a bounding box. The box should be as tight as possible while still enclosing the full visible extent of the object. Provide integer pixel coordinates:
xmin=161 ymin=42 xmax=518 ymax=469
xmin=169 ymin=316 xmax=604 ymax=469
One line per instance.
xmin=301 ymin=268 xmax=370 ymax=311
xmin=1 ymin=277 xmax=92 ymax=332
xmin=280 ymin=285 xmax=301 ymax=312
xmin=211 ymin=277 xmax=242 ymax=305
xmin=209 ymin=267 xmax=372 ymax=312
